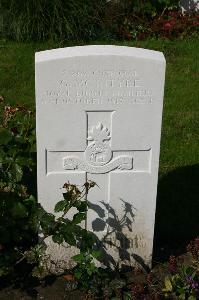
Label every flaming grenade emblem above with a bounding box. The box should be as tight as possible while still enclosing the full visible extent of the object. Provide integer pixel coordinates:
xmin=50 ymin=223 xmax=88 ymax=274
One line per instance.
xmin=85 ymin=123 xmax=112 ymax=166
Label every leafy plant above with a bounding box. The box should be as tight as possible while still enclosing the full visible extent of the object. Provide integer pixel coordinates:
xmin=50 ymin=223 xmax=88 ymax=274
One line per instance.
xmin=0 ymin=0 xmax=106 ymax=41
xmin=187 ymin=238 xmax=199 ymax=262
xmin=112 ymin=0 xmax=198 ymax=41
xmin=162 ymin=250 xmax=199 ymax=300
xmin=151 ymin=11 xmax=199 ymax=39
xmin=162 ymin=266 xmax=199 ymax=299
xmin=73 ymin=249 xmax=101 ymax=289
xmin=0 ymin=100 xmax=37 ymax=276
xmin=25 ymin=181 xmax=101 ymax=283
xmin=0 ymin=101 xmax=36 ymax=196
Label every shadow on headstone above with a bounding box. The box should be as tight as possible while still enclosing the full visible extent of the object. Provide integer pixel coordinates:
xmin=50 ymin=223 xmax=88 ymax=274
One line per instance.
xmin=89 ymin=199 xmax=150 ymax=272
xmin=153 ymin=164 xmax=199 ymax=263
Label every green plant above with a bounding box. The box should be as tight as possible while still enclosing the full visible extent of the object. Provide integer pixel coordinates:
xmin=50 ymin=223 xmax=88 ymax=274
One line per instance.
xmin=0 ymin=102 xmax=36 ymax=196
xmin=0 ymin=0 xmax=106 ymax=42
xmin=187 ymin=237 xmax=199 ymax=262
xmin=0 ymin=101 xmax=37 ymax=276
xmin=162 ymin=251 xmax=199 ymax=300
xmin=163 ymin=266 xmax=199 ymax=299
xmin=24 ymin=181 xmax=102 ymax=285
xmin=73 ymin=249 xmax=101 ymax=289
xmin=151 ymin=11 xmax=199 ymax=39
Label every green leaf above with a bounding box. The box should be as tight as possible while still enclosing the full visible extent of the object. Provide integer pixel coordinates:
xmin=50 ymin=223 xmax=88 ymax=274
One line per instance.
xmin=63 ymin=191 xmax=73 ymax=202
xmin=40 ymin=213 xmax=55 ymax=235
xmin=52 ymin=234 xmax=64 ymax=244
xmin=76 ymin=201 xmax=87 ymax=212
xmin=12 ymin=164 xmax=23 ymax=182
xmin=188 ymin=296 xmax=196 ymax=300
xmin=15 ymin=135 xmax=25 ymax=144
xmin=24 ymin=195 xmax=36 ymax=205
xmin=10 ymin=202 xmax=28 ymax=218
xmin=63 ymin=232 xmax=76 ymax=246
xmin=87 ymin=268 xmax=92 ymax=276
xmin=72 ymin=253 xmax=84 ymax=262
xmin=72 ymin=212 xmax=86 ymax=224
xmin=30 ymin=143 xmax=36 ymax=152
xmin=123 ymin=292 xmax=132 ymax=300
xmin=54 ymin=200 xmax=66 ymax=213
xmin=74 ymin=270 xmax=82 ymax=279
xmin=179 ymin=293 xmax=186 ymax=300
xmin=15 ymin=156 xmax=28 ymax=166
xmin=163 ymin=277 xmax=173 ymax=292
xmin=0 ymin=266 xmax=10 ymax=277
xmin=0 ymin=128 xmax=12 ymax=145
xmin=0 ymin=149 xmax=6 ymax=163
xmin=91 ymin=250 xmax=102 ymax=259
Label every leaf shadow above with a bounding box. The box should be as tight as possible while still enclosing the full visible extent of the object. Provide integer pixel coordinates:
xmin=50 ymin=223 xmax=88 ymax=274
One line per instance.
xmin=88 ymin=198 xmax=150 ymax=272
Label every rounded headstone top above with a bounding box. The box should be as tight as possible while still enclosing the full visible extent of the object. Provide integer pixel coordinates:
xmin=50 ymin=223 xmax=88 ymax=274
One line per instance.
xmin=35 ymin=45 xmax=165 ymax=64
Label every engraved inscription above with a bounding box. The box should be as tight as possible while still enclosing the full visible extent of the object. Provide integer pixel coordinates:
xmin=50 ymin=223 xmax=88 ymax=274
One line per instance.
xmin=63 ymin=122 xmax=133 ymax=174
xmin=46 ymin=111 xmax=152 ymax=175
xmin=85 ymin=123 xmax=112 ymax=166
xmin=63 ymin=156 xmax=133 ymax=174
xmin=40 ymin=69 xmax=153 ymax=105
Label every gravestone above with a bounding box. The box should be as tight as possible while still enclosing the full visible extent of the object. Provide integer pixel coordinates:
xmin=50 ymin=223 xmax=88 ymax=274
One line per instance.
xmin=35 ymin=45 xmax=166 ymax=270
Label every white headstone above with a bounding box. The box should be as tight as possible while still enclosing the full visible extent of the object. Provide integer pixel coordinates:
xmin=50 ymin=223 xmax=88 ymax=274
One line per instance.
xmin=35 ymin=45 xmax=166 ymax=270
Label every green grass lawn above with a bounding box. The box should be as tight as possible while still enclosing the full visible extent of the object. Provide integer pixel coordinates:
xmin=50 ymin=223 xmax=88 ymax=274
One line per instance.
xmin=0 ymin=38 xmax=198 ymax=177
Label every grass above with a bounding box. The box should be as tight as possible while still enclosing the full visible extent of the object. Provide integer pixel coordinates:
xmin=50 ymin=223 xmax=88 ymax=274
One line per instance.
xmin=0 ymin=38 xmax=198 ymax=177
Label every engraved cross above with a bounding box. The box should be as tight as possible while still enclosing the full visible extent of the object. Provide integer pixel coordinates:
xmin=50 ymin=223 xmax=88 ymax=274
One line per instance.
xmin=47 ymin=111 xmax=151 ymax=238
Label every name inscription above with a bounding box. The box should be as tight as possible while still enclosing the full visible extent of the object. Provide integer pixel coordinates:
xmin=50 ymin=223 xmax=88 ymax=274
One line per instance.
xmin=41 ymin=69 xmax=152 ymax=105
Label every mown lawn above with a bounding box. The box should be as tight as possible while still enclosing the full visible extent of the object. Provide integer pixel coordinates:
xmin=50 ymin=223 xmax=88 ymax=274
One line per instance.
xmin=0 ymin=38 xmax=198 ymax=177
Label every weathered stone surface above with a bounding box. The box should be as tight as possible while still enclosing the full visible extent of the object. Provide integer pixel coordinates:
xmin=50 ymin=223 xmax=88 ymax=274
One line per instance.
xmin=35 ymin=45 xmax=166 ymax=269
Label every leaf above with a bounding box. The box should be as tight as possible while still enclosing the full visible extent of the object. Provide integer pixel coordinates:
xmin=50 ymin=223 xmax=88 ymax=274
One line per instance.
xmin=63 ymin=232 xmax=76 ymax=246
xmin=73 ymin=212 xmax=86 ymax=224
xmin=87 ymin=268 xmax=92 ymax=276
xmin=74 ymin=270 xmax=82 ymax=279
xmin=40 ymin=213 xmax=55 ymax=235
xmin=63 ymin=191 xmax=73 ymax=202
xmin=24 ymin=195 xmax=36 ymax=205
xmin=179 ymin=293 xmax=186 ymax=300
xmin=76 ymin=201 xmax=87 ymax=212
xmin=123 ymin=292 xmax=132 ymax=300
xmin=72 ymin=253 xmax=84 ymax=262
xmin=87 ymin=262 xmax=97 ymax=276
xmin=0 ymin=266 xmax=10 ymax=277
xmin=58 ymin=223 xmax=76 ymax=246
xmin=188 ymin=296 xmax=196 ymax=300
xmin=163 ymin=277 xmax=173 ymax=292
xmin=91 ymin=250 xmax=102 ymax=259
xmin=0 ymin=149 xmax=6 ymax=164
xmin=12 ymin=164 xmax=23 ymax=182
xmin=54 ymin=200 xmax=66 ymax=213
xmin=10 ymin=202 xmax=28 ymax=218
xmin=0 ymin=128 xmax=12 ymax=145
xmin=15 ymin=156 xmax=28 ymax=166
xmin=15 ymin=135 xmax=25 ymax=144
xmin=52 ymin=234 xmax=64 ymax=244
xmin=110 ymin=278 xmax=126 ymax=289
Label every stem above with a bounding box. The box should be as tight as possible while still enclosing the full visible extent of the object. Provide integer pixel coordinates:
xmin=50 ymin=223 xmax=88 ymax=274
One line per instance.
xmin=15 ymin=255 xmax=26 ymax=265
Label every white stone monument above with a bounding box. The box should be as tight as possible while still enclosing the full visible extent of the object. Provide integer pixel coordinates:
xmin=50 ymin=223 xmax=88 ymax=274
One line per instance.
xmin=35 ymin=45 xmax=166 ymax=270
